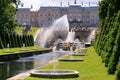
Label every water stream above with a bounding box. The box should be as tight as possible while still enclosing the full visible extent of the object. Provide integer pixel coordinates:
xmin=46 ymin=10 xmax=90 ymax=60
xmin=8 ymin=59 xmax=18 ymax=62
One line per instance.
xmin=0 ymin=51 xmax=66 ymax=80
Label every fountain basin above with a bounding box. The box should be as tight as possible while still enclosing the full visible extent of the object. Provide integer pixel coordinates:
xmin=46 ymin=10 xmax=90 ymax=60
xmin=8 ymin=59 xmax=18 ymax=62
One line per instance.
xmin=59 ymin=58 xmax=84 ymax=62
xmin=72 ymin=53 xmax=86 ymax=56
xmin=30 ymin=69 xmax=79 ymax=78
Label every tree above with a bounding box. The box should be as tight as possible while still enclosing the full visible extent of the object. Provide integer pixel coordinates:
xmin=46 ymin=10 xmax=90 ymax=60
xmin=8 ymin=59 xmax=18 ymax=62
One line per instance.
xmin=94 ymin=0 xmax=120 ymax=76
xmin=17 ymin=34 xmax=21 ymax=47
xmin=116 ymin=59 xmax=120 ymax=80
xmin=0 ymin=37 xmax=3 ymax=49
xmin=0 ymin=0 xmax=20 ymax=35
xmin=30 ymin=35 xmax=34 ymax=46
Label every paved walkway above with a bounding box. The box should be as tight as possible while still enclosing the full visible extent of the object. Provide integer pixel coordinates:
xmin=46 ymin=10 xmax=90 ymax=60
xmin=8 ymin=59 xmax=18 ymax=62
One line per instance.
xmin=7 ymin=69 xmax=34 ymax=80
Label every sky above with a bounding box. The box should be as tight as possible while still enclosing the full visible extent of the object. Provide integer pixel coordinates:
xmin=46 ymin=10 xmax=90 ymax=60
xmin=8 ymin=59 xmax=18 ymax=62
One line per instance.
xmin=19 ymin=0 xmax=100 ymax=10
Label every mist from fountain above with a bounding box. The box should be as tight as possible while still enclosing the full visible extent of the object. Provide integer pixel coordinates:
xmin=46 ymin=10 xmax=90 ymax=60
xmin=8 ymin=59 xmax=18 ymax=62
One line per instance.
xmin=69 ymin=46 xmax=74 ymax=59
xmin=39 ymin=15 xmax=69 ymax=47
xmin=65 ymin=30 xmax=75 ymax=43
xmin=7 ymin=44 xmax=10 ymax=51
xmin=87 ymin=29 xmax=96 ymax=43
xmin=30 ymin=45 xmax=79 ymax=78
xmin=52 ymin=46 xmax=58 ymax=72
xmin=40 ymin=29 xmax=52 ymax=47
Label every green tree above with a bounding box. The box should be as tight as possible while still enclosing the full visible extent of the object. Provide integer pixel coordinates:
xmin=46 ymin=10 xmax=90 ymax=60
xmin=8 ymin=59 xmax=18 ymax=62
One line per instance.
xmin=94 ymin=0 xmax=120 ymax=76
xmin=116 ymin=59 xmax=120 ymax=80
xmin=0 ymin=0 xmax=20 ymax=35
xmin=0 ymin=37 xmax=3 ymax=49
xmin=30 ymin=35 xmax=34 ymax=46
xmin=16 ymin=34 xmax=21 ymax=47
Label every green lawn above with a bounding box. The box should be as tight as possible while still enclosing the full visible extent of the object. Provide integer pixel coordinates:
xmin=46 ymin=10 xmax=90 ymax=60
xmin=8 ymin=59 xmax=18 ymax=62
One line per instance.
xmin=15 ymin=26 xmax=24 ymax=35
xmin=28 ymin=27 xmax=40 ymax=36
xmin=0 ymin=46 xmax=48 ymax=55
xmin=0 ymin=27 xmax=42 ymax=55
xmin=25 ymin=46 xmax=115 ymax=80
xmin=15 ymin=26 xmax=40 ymax=36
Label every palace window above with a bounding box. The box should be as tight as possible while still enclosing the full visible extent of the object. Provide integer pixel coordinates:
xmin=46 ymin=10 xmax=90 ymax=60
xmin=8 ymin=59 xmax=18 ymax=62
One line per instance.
xmin=32 ymin=18 xmax=34 ymax=22
xmin=48 ymin=14 xmax=50 ymax=16
xmin=48 ymin=18 xmax=51 ymax=21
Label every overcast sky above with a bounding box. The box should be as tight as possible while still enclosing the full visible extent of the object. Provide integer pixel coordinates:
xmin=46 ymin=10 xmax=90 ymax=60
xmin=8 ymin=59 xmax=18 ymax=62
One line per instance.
xmin=19 ymin=0 xmax=100 ymax=10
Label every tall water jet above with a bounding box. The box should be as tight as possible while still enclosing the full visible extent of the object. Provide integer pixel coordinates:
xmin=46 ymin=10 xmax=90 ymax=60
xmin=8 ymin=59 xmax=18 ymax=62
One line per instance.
xmin=52 ymin=46 xmax=57 ymax=72
xmin=65 ymin=30 xmax=75 ymax=43
xmin=87 ymin=29 xmax=96 ymax=44
xmin=38 ymin=15 xmax=69 ymax=47
xmin=30 ymin=46 xmax=79 ymax=78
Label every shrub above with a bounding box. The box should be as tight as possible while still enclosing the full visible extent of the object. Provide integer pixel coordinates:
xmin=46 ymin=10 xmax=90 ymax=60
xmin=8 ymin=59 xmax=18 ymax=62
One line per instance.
xmin=116 ymin=59 xmax=120 ymax=80
xmin=0 ymin=37 xmax=3 ymax=49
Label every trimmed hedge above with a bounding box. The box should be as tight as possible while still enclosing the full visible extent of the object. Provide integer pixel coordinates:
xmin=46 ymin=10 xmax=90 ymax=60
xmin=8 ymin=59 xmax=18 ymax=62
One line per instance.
xmin=116 ymin=59 xmax=120 ymax=80
xmin=94 ymin=0 xmax=120 ymax=76
xmin=0 ymin=37 xmax=3 ymax=49
xmin=0 ymin=33 xmax=34 ymax=48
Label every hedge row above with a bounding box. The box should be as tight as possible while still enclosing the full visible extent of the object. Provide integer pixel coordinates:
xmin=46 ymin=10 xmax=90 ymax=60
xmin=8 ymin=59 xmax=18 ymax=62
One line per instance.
xmin=94 ymin=0 xmax=120 ymax=79
xmin=0 ymin=33 xmax=34 ymax=49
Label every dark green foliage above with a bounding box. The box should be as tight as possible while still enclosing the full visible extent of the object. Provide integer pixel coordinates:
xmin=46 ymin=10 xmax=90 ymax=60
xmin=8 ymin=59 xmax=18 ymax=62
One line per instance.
xmin=26 ymin=35 xmax=29 ymax=46
xmin=0 ymin=0 xmax=20 ymax=35
xmin=21 ymin=35 xmax=34 ymax=47
xmin=108 ymin=28 xmax=120 ymax=74
xmin=10 ymin=34 xmax=15 ymax=48
xmin=94 ymin=0 xmax=120 ymax=75
xmin=6 ymin=33 xmax=12 ymax=48
xmin=22 ymin=35 xmax=26 ymax=46
xmin=17 ymin=34 xmax=21 ymax=47
xmin=0 ymin=37 xmax=3 ymax=49
xmin=13 ymin=34 xmax=18 ymax=47
xmin=99 ymin=0 xmax=109 ymax=20
xmin=116 ymin=59 xmax=120 ymax=80
xmin=19 ymin=35 xmax=23 ymax=47
xmin=30 ymin=35 xmax=34 ymax=46
xmin=0 ymin=33 xmax=34 ymax=49
xmin=0 ymin=0 xmax=34 ymax=49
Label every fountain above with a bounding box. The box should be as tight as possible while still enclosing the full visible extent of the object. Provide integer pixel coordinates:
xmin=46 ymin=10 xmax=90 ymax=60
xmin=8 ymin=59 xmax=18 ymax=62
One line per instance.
xmin=7 ymin=43 xmax=10 ymax=51
xmin=30 ymin=46 xmax=79 ymax=78
xmin=20 ymin=43 xmax=29 ymax=51
xmin=72 ymin=39 xmax=87 ymax=56
xmin=65 ymin=30 xmax=75 ymax=43
xmin=37 ymin=15 xmax=69 ymax=47
xmin=59 ymin=46 xmax=84 ymax=62
xmin=85 ymin=28 xmax=96 ymax=46
xmin=3 ymin=43 xmax=14 ymax=53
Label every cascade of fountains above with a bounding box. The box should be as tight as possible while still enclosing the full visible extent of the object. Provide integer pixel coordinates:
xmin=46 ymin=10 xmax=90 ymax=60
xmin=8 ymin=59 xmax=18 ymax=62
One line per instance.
xmin=52 ymin=46 xmax=57 ymax=72
xmin=87 ymin=29 xmax=96 ymax=43
xmin=69 ymin=46 xmax=74 ymax=59
xmin=36 ymin=15 xmax=69 ymax=47
xmin=65 ymin=30 xmax=75 ymax=43
xmin=30 ymin=46 xmax=79 ymax=78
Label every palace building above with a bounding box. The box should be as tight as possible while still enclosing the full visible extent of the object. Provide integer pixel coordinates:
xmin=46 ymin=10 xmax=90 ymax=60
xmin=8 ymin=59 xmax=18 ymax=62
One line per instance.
xmin=38 ymin=5 xmax=98 ymax=28
xmin=15 ymin=2 xmax=99 ymax=29
xmin=14 ymin=1 xmax=99 ymax=46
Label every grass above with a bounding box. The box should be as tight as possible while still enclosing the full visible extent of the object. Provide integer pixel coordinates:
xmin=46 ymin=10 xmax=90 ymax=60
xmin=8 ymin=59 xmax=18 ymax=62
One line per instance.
xmin=15 ymin=26 xmax=24 ymax=35
xmin=15 ymin=26 xmax=40 ymax=36
xmin=28 ymin=27 xmax=40 ymax=36
xmin=25 ymin=46 xmax=115 ymax=80
xmin=0 ymin=27 xmax=42 ymax=55
xmin=0 ymin=46 xmax=48 ymax=55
